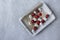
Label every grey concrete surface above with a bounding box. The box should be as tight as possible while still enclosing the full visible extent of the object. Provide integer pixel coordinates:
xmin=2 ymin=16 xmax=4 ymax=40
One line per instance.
xmin=0 ymin=0 xmax=60 ymax=40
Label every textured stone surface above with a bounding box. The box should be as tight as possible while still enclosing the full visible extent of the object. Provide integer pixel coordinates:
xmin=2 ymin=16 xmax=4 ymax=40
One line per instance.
xmin=0 ymin=0 xmax=60 ymax=40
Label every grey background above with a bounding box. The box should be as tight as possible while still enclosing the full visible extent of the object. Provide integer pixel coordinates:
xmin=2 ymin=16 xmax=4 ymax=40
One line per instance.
xmin=0 ymin=0 xmax=60 ymax=40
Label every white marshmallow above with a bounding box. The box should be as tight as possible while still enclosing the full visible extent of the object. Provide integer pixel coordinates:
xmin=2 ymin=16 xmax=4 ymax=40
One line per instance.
xmin=33 ymin=17 xmax=37 ymax=21
xmin=34 ymin=23 xmax=39 ymax=27
xmin=43 ymin=17 xmax=47 ymax=21
xmin=38 ymin=18 xmax=42 ymax=21
xmin=29 ymin=15 xmax=32 ymax=20
xmin=40 ymin=23 xmax=42 ymax=26
xmin=34 ymin=11 xmax=36 ymax=14
xmin=38 ymin=8 xmax=42 ymax=12
xmin=28 ymin=22 xmax=31 ymax=25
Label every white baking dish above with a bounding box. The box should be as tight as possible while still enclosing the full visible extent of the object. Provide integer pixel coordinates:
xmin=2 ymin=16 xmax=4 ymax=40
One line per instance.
xmin=19 ymin=1 xmax=55 ymax=36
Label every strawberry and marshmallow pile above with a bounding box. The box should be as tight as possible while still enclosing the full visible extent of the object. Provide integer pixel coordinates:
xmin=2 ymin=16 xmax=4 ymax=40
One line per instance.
xmin=28 ymin=8 xmax=49 ymax=33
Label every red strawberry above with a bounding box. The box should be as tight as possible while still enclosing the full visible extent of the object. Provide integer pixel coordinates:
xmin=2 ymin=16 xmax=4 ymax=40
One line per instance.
xmin=41 ymin=19 xmax=45 ymax=23
xmin=35 ymin=9 xmax=39 ymax=13
xmin=38 ymin=12 xmax=42 ymax=16
xmin=46 ymin=14 xmax=49 ymax=18
xmin=31 ymin=20 xmax=36 ymax=23
xmin=36 ymin=20 xmax=40 ymax=25
xmin=34 ymin=15 xmax=39 ymax=19
xmin=31 ymin=13 xmax=35 ymax=17
xmin=33 ymin=26 xmax=38 ymax=31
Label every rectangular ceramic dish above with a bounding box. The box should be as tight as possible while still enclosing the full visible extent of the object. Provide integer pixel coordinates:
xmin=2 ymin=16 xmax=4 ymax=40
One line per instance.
xmin=19 ymin=1 xmax=55 ymax=36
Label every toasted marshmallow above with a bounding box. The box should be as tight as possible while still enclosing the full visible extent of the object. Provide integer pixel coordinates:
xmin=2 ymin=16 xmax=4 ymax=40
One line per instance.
xmin=29 ymin=15 xmax=32 ymax=20
xmin=43 ymin=17 xmax=47 ymax=21
xmin=38 ymin=18 xmax=42 ymax=21
xmin=33 ymin=17 xmax=37 ymax=21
